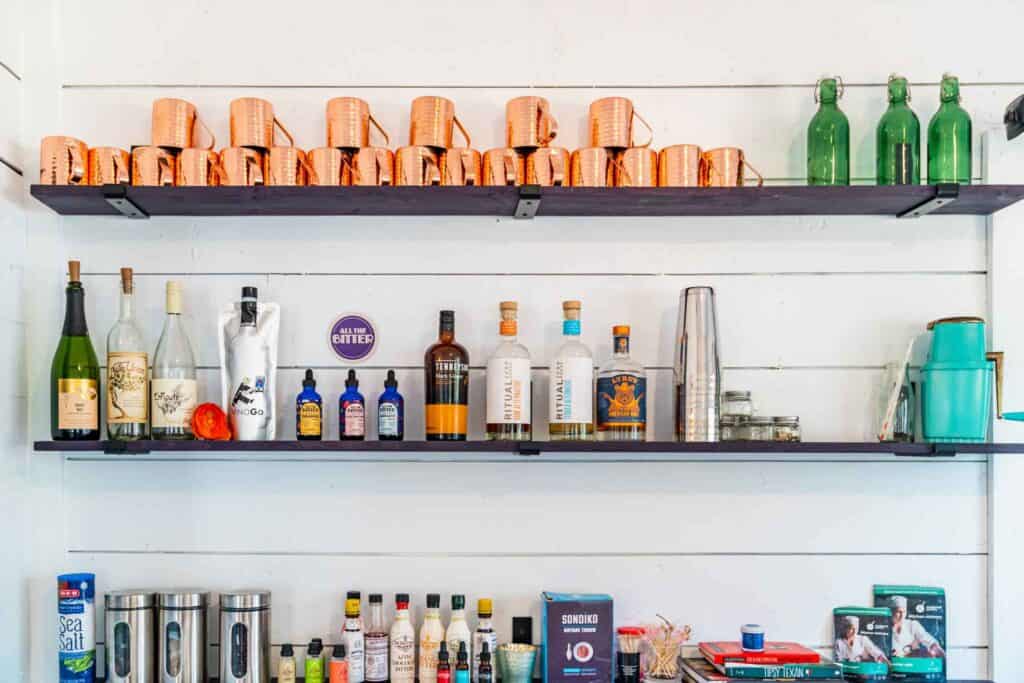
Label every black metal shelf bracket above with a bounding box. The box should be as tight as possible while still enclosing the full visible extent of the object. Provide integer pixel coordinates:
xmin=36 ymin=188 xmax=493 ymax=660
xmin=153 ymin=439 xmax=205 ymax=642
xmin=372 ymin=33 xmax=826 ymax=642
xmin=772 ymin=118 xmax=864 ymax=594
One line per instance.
xmin=102 ymin=184 xmax=149 ymax=219
xmin=102 ymin=440 xmax=150 ymax=455
xmin=899 ymin=183 xmax=959 ymax=218
xmin=515 ymin=184 xmax=541 ymax=219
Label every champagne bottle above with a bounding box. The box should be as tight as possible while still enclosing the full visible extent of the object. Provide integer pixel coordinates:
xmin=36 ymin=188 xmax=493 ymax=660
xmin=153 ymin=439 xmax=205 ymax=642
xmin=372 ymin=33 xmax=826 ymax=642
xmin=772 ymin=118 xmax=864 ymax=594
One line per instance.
xmin=876 ymin=74 xmax=921 ymax=185
xmin=807 ymin=77 xmax=850 ymax=186
xmin=51 ymin=260 xmax=100 ymax=440
xmin=106 ymin=268 xmax=148 ymax=440
xmin=927 ymin=73 xmax=972 ymax=185
xmin=151 ymin=281 xmax=198 ymax=439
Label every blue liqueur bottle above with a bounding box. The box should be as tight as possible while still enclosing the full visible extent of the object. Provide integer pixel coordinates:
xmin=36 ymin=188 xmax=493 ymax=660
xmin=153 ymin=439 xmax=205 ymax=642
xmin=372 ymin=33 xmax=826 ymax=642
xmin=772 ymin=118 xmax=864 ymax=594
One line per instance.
xmin=340 ymin=369 xmax=366 ymax=440
xmin=378 ymin=369 xmax=405 ymax=441
xmin=296 ymin=368 xmax=322 ymax=440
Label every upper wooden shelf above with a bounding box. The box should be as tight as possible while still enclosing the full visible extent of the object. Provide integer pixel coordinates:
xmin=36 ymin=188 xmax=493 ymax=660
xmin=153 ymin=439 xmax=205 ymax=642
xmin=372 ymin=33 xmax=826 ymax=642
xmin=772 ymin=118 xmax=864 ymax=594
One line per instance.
xmin=29 ymin=183 xmax=1024 ymax=219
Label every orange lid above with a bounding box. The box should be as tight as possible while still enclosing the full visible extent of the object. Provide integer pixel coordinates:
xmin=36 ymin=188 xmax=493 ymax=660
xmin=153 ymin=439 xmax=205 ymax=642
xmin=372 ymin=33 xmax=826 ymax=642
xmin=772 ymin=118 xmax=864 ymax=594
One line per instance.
xmin=613 ymin=325 xmax=630 ymax=335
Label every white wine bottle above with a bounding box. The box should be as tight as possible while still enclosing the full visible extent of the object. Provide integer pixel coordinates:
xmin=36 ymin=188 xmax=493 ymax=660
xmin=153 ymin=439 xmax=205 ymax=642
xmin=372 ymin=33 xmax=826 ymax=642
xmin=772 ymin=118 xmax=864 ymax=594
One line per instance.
xmin=106 ymin=268 xmax=148 ymax=440
xmin=151 ymin=281 xmax=197 ymax=439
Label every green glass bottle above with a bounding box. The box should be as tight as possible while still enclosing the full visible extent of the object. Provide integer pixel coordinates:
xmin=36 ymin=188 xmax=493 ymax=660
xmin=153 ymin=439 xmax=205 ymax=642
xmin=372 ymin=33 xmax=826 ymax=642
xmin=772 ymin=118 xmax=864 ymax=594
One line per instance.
xmin=927 ymin=73 xmax=972 ymax=184
xmin=807 ymin=77 xmax=850 ymax=185
xmin=51 ymin=260 xmax=101 ymax=440
xmin=876 ymin=75 xmax=921 ymax=185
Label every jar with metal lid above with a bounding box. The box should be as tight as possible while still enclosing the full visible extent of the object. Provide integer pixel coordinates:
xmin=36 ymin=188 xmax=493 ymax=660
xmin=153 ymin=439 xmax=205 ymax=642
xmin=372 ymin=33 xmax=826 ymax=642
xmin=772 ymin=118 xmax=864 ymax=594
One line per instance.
xmin=771 ymin=416 xmax=801 ymax=442
xmin=158 ymin=590 xmax=208 ymax=683
xmin=722 ymin=390 xmax=753 ymax=417
xmin=746 ymin=416 xmax=773 ymax=441
xmin=105 ymin=591 xmax=156 ymax=683
xmin=219 ymin=590 xmax=271 ymax=683
xmin=720 ymin=415 xmax=741 ymax=441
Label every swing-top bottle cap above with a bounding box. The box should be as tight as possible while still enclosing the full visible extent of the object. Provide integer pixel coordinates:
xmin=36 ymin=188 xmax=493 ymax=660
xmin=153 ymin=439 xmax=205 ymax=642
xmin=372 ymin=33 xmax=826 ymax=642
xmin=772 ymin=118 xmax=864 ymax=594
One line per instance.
xmin=385 ymin=369 xmax=398 ymax=389
xmin=345 ymin=368 xmax=358 ymax=388
xmin=303 ymin=369 xmax=316 ymax=389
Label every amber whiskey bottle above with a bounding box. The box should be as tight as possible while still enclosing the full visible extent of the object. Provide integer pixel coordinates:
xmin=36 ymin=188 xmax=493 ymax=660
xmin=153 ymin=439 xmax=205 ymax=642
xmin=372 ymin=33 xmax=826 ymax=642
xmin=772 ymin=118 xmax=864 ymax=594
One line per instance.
xmin=425 ymin=310 xmax=470 ymax=440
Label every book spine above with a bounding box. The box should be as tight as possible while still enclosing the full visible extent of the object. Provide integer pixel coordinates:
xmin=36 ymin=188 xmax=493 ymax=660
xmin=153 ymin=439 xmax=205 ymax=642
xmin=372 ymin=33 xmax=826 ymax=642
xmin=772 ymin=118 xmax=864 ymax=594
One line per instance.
xmin=722 ymin=663 xmax=843 ymax=679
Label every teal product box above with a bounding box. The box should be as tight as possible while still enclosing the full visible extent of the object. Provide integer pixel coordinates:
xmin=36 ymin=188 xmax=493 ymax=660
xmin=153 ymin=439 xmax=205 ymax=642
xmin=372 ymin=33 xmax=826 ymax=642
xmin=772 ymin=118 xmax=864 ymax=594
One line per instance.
xmin=874 ymin=585 xmax=946 ymax=680
xmin=833 ymin=606 xmax=891 ymax=680
xmin=541 ymin=592 xmax=613 ymax=683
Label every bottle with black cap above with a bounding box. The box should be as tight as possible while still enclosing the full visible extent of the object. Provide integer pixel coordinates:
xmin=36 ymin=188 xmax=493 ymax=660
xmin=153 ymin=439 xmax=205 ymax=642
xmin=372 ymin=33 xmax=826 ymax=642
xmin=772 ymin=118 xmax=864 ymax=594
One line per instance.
xmin=378 ymin=369 xmax=405 ymax=440
xmin=226 ymin=286 xmax=272 ymax=440
xmin=437 ymin=641 xmax=452 ymax=683
xmin=419 ymin=593 xmax=445 ymax=683
xmin=425 ymin=310 xmax=470 ymax=441
xmin=306 ymin=637 xmax=325 ymax=683
xmin=296 ymin=368 xmax=323 ymax=440
xmin=455 ymin=642 xmax=470 ymax=683
xmin=339 ymin=368 xmax=366 ymax=440
xmin=446 ymin=594 xmax=471 ymax=672
xmin=278 ymin=643 xmax=297 ymax=683
xmin=477 ymin=642 xmax=493 ymax=683
xmin=365 ymin=594 xmax=389 ymax=683
xmin=342 ymin=591 xmax=365 ymax=683
xmin=329 ymin=643 xmax=348 ymax=683
xmin=390 ymin=593 xmax=415 ymax=683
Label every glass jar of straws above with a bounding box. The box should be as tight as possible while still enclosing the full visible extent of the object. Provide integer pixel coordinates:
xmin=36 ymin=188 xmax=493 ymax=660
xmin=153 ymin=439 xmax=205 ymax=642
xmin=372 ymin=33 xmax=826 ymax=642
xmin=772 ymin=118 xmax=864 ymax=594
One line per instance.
xmin=643 ymin=616 xmax=692 ymax=679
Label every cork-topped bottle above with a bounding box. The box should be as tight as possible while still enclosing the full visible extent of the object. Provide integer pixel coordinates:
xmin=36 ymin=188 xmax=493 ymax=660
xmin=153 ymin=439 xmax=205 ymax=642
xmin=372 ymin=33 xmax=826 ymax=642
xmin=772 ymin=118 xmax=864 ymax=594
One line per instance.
xmin=51 ymin=260 xmax=101 ymax=440
xmin=486 ymin=301 xmax=532 ymax=440
xmin=106 ymin=267 xmax=148 ymax=440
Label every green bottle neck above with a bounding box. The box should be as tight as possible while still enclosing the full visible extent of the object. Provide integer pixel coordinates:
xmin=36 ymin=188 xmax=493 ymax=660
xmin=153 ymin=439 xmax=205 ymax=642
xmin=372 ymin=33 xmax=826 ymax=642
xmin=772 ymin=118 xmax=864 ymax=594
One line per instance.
xmin=62 ymin=283 xmax=88 ymax=337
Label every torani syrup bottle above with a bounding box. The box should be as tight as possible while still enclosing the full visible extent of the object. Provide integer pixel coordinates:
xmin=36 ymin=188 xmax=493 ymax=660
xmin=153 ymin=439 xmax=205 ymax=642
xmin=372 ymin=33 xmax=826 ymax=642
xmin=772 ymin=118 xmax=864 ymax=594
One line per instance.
xmin=378 ymin=370 xmax=405 ymax=440
xmin=339 ymin=369 xmax=366 ymax=440
xmin=425 ymin=310 xmax=469 ymax=440
xmin=296 ymin=368 xmax=323 ymax=440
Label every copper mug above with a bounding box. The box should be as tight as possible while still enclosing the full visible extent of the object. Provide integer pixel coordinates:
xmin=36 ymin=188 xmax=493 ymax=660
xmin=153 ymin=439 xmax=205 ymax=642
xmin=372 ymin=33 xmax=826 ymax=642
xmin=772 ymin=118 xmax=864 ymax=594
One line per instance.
xmin=482 ymin=148 xmax=526 ymax=186
xmin=151 ymin=98 xmax=214 ymax=150
xmin=351 ymin=147 xmax=394 ymax=186
xmin=87 ymin=147 xmax=130 ymax=185
xmin=307 ymin=147 xmax=352 ymax=186
xmin=409 ymin=96 xmax=470 ymax=149
xmin=229 ymin=97 xmax=294 ymax=150
xmin=701 ymin=147 xmax=764 ymax=187
xmin=266 ymin=147 xmax=317 ymax=186
xmin=395 ymin=145 xmax=441 ymax=186
xmin=176 ymin=148 xmax=225 ymax=186
xmin=131 ymin=146 xmax=176 ymax=186
xmin=525 ymin=147 xmax=570 ymax=186
xmin=220 ymin=147 xmax=266 ymax=186
xmin=658 ymin=144 xmax=703 ymax=187
xmin=506 ymin=96 xmax=558 ymax=149
xmin=440 ymin=148 xmax=482 ymax=186
xmin=326 ymin=97 xmax=390 ymax=149
xmin=588 ymin=97 xmax=653 ymax=149
xmin=570 ymin=147 xmax=629 ymax=187
xmin=617 ymin=147 xmax=658 ymax=187
xmin=39 ymin=136 xmax=88 ymax=185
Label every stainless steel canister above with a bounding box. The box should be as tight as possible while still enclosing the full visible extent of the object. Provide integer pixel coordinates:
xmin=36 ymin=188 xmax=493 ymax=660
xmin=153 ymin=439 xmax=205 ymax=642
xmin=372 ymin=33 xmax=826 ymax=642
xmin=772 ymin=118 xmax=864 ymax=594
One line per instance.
xmin=219 ymin=590 xmax=271 ymax=683
xmin=674 ymin=287 xmax=722 ymax=441
xmin=105 ymin=591 xmax=157 ymax=683
xmin=158 ymin=591 xmax=209 ymax=683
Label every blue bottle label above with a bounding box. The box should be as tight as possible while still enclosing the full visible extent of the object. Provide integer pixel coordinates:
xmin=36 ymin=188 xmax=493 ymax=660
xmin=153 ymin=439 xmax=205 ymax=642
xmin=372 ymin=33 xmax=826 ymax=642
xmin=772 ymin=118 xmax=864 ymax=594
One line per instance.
xmin=596 ymin=374 xmax=646 ymax=428
xmin=378 ymin=402 xmax=402 ymax=437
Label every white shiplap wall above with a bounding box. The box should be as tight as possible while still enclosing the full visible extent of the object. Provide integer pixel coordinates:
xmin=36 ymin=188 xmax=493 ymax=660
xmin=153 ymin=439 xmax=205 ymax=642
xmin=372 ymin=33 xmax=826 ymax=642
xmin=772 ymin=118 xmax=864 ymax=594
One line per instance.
xmin=18 ymin=0 xmax=1024 ymax=679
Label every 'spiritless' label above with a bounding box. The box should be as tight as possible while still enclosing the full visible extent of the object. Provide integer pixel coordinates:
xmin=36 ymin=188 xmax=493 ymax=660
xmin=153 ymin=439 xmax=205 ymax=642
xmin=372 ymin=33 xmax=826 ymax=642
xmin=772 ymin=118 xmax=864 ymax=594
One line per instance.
xmin=151 ymin=379 xmax=197 ymax=429
xmin=106 ymin=352 xmax=148 ymax=423
xmin=486 ymin=357 xmax=530 ymax=424
xmin=58 ymin=378 xmax=99 ymax=430
xmin=549 ymin=357 xmax=593 ymax=424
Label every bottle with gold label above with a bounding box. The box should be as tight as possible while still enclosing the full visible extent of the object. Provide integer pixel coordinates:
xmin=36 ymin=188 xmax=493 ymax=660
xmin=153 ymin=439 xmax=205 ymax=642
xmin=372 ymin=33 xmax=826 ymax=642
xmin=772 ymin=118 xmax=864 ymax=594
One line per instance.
xmin=296 ymin=368 xmax=322 ymax=440
xmin=51 ymin=261 xmax=101 ymax=440
xmin=152 ymin=281 xmax=197 ymax=439
xmin=106 ymin=267 xmax=148 ymax=440
xmin=425 ymin=310 xmax=469 ymax=441
xmin=486 ymin=302 xmax=531 ymax=440
xmin=596 ymin=325 xmax=647 ymax=441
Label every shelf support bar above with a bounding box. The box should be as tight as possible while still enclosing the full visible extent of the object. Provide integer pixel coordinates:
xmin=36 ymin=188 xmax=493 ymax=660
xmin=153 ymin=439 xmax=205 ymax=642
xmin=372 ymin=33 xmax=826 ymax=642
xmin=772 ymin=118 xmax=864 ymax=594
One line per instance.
xmin=899 ymin=183 xmax=959 ymax=218
xmin=514 ymin=184 xmax=541 ymax=219
xmin=102 ymin=184 xmax=149 ymax=219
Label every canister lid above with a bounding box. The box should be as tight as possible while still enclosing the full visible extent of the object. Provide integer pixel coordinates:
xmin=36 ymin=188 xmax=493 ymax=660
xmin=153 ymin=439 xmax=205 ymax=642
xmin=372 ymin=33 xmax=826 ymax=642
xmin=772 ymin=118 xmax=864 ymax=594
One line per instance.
xmin=771 ymin=416 xmax=800 ymax=424
xmin=724 ymin=390 xmax=751 ymax=401
xmin=220 ymin=590 xmax=271 ymax=610
xmin=927 ymin=316 xmax=984 ymax=330
xmin=158 ymin=590 xmax=209 ymax=609
xmin=748 ymin=416 xmax=772 ymax=425
xmin=105 ymin=590 xmax=156 ymax=610
xmin=741 ymin=623 xmax=765 ymax=635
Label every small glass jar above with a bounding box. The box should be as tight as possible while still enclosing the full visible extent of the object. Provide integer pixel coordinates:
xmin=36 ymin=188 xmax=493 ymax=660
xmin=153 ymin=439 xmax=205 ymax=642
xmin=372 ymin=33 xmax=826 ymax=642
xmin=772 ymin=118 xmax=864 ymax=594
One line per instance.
xmin=746 ymin=416 xmax=773 ymax=441
xmin=720 ymin=415 xmax=739 ymax=441
xmin=772 ymin=416 xmax=801 ymax=442
xmin=722 ymin=390 xmax=753 ymax=417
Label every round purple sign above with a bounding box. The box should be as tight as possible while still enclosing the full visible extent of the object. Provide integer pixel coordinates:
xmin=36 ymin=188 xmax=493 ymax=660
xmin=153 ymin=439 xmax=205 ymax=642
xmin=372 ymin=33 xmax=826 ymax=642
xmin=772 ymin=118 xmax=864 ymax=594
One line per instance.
xmin=329 ymin=314 xmax=377 ymax=361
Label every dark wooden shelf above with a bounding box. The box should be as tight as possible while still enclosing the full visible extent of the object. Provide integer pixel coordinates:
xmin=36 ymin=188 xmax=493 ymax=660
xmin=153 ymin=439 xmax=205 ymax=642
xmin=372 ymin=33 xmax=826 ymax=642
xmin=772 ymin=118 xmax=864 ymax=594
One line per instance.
xmin=29 ymin=183 xmax=1024 ymax=218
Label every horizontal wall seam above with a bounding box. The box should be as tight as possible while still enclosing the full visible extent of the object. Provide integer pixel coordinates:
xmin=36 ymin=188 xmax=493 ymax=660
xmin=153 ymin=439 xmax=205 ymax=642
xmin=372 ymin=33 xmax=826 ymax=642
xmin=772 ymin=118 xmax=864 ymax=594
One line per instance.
xmin=79 ymin=271 xmax=989 ymax=277
xmin=61 ymin=81 xmax=1024 ymax=90
xmin=68 ymin=549 xmax=987 ymax=557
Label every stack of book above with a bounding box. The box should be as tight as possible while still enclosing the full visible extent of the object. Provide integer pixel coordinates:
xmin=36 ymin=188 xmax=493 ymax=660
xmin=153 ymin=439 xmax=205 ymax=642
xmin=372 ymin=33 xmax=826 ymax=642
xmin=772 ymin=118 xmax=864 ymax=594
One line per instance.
xmin=681 ymin=641 xmax=844 ymax=682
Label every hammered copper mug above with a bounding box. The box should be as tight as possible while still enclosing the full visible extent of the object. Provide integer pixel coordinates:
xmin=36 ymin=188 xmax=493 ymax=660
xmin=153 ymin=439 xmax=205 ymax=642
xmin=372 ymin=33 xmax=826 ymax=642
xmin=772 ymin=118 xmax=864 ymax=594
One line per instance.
xmin=307 ymin=147 xmax=352 ymax=186
xmin=229 ymin=97 xmax=295 ymax=150
xmin=87 ymin=147 xmax=130 ymax=185
xmin=506 ymin=96 xmax=558 ymax=149
xmin=351 ymin=147 xmax=394 ymax=186
xmin=152 ymin=98 xmax=215 ymax=150
xmin=588 ymin=97 xmax=653 ymax=149
xmin=658 ymin=144 xmax=703 ymax=187
xmin=440 ymin=148 xmax=482 ymax=186
xmin=327 ymin=97 xmax=390 ymax=149
xmin=617 ymin=147 xmax=658 ymax=187
xmin=525 ymin=147 xmax=570 ymax=186
xmin=570 ymin=147 xmax=628 ymax=187
xmin=39 ymin=136 xmax=88 ymax=185
xmin=176 ymin=148 xmax=225 ymax=186
xmin=395 ymin=145 xmax=441 ymax=186
xmin=409 ymin=96 xmax=470 ymax=149
xmin=131 ymin=146 xmax=176 ymax=186
xmin=266 ymin=147 xmax=317 ymax=186
xmin=220 ymin=147 xmax=266 ymax=186
xmin=701 ymin=147 xmax=764 ymax=187
xmin=482 ymin=148 xmax=526 ymax=186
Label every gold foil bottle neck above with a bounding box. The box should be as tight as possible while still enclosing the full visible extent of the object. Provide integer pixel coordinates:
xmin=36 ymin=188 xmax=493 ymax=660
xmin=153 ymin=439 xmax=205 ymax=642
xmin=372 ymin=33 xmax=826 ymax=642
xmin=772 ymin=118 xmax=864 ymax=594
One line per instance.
xmin=120 ymin=267 xmax=134 ymax=294
xmin=68 ymin=260 xmax=81 ymax=283
xmin=165 ymin=281 xmax=183 ymax=314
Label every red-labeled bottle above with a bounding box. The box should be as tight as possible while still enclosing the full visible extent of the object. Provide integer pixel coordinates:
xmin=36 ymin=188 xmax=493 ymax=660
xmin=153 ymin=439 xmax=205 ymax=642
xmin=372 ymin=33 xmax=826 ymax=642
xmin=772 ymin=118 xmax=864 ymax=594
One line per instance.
xmin=437 ymin=641 xmax=452 ymax=683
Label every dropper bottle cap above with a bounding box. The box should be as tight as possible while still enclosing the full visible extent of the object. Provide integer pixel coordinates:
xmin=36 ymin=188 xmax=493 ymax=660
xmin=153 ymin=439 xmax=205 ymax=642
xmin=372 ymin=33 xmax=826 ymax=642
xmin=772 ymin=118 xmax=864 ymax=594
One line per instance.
xmin=303 ymin=369 xmax=316 ymax=389
xmin=385 ymin=369 xmax=398 ymax=389
xmin=345 ymin=368 xmax=358 ymax=388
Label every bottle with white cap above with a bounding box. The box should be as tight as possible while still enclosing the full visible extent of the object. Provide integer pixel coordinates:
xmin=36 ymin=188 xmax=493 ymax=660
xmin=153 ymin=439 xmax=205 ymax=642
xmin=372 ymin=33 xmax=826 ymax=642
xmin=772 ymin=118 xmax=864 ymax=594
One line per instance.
xmin=152 ymin=280 xmax=197 ymax=439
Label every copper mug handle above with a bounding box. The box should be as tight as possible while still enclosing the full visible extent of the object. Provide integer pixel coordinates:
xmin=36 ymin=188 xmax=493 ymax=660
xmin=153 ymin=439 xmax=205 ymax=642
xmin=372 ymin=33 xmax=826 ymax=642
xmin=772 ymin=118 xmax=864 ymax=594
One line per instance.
xmin=299 ymin=151 xmax=318 ymax=186
xmin=212 ymin=156 xmax=229 ymax=184
xmin=632 ymin=109 xmax=653 ymax=148
xmin=369 ymin=114 xmax=390 ymax=147
xmin=376 ymin=149 xmax=392 ymax=186
xmin=501 ymin=150 xmax=517 ymax=186
xmin=426 ymin=154 xmax=441 ymax=186
xmin=702 ymin=154 xmax=723 ymax=186
xmin=549 ymin=151 xmax=565 ymax=186
xmin=247 ymin=155 xmax=264 ymax=185
xmin=157 ymin=155 xmax=174 ymax=186
xmin=453 ymin=115 xmax=471 ymax=148
xmin=612 ymin=154 xmax=631 ymax=186
xmin=742 ymin=158 xmax=764 ymax=187
xmin=539 ymin=101 xmax=558 ymax=146
xmin=273 ymin=117 xmax=295 ymax=147
xmin=69 ymin=144 xmax=86 ymax=184
xmin=461 ymin=149 xmax=478 ymax=186
xmin=340 ymin=152 xmax=354 ymax=186
xmin=113 ymin=152 xmax=129 ymax=184
xmin=194 ymin=115 xmax=216 ymax=151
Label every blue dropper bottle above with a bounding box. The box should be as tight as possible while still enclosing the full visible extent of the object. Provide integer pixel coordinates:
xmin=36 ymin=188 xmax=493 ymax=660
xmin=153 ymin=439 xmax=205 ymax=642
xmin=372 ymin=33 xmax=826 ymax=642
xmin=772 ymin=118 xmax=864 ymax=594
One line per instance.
xmin=296 ymin=368 xmax=322 ymax=440
xmin=377 ymin=369 xmax=405 ymax=441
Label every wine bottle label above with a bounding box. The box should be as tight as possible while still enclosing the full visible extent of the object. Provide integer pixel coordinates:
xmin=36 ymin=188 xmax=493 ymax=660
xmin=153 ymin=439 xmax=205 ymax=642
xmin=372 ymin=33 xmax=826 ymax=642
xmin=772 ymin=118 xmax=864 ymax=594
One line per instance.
xmin=297 ymin=402 xmax=321 ymax=436
xmin=343 ymin=402 xmax=365 ymax=436
xmin=486 ymin=357 xmax=530 ymax=424
xmin=151 ymin=379 xmax=198 ymax=429
xmin=106 ymin=352 xmax=148 ymax=424
xmin=549 ymin=357 xmax=593 ymax=424
xmin=391 ymin=634 xmax=415 ymax=681
xmin=365 ymin=635 xmax=389 ymax=682
xmin=596 ymin=374 xmax=647 ymax=428
xmin=58 ymin=378 xmax=99 ymax=430
xmin=425 ymin=405 xmax=468 ymax=436
xmin=378 ymin=402 xmax=400 ymax=437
